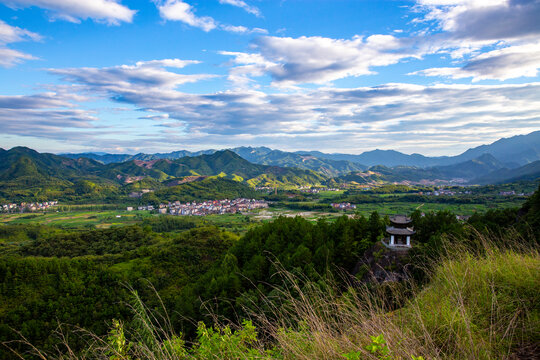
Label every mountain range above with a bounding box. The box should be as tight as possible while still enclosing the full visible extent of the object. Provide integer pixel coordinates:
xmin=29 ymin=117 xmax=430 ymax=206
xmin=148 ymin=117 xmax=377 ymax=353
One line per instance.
xmin=0 ymin=130 xmax=538 ymax=201
xmin=0 ymin=147 xmax=325 ymax=189
xmin=63 ymin=131 xmax=540 ymax=173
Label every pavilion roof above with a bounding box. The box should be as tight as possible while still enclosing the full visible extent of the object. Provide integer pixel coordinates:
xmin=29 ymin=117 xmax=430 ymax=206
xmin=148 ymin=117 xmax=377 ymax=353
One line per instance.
xmin=386 ymin=226 xmax=415 ymax=235
xmin=389 ymin=215 xmax=412 ymax=225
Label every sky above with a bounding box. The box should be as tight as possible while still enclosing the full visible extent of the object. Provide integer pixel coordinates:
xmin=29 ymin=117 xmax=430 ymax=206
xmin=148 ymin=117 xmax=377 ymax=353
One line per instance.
xmin=0 ymin=0 xmax=539 ymax=156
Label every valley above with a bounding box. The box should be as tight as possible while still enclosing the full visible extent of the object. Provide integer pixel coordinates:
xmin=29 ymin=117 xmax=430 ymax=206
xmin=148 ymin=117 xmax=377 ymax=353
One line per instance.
xmin=0 ymin=132 xmax=538 ymax=360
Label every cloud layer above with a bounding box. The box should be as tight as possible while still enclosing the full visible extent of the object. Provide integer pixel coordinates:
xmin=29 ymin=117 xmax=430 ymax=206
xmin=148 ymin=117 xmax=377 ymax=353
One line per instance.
xmin=21 ymin=58 xmax=537 ymax=153
xmin=1 ymin=0 xmax=540 ymax=153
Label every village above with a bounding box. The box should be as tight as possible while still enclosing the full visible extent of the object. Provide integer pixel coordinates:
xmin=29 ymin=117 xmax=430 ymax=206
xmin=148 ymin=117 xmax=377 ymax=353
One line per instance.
xmin=129 ymin=198 xmax=269 ymax=216
xmin=1 ymin=201 xmax=59 ymax=213
xmin=330 ymin=202 xmax=357 ymax=210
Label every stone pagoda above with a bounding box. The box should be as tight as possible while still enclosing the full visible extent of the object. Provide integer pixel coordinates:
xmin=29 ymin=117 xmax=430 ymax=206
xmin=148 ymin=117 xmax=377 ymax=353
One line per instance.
xmin=384 ymin=215 xmax=415 ymax=248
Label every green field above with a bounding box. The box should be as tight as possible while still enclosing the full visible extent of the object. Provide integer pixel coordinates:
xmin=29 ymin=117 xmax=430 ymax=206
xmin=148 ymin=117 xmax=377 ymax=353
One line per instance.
xmin=349 ymin=200 xmax=526 ymax=216
xmin=0 ymin=210 xmax=152 ymax=228
xmin=0 ymin=195 xmax=527 ymax=230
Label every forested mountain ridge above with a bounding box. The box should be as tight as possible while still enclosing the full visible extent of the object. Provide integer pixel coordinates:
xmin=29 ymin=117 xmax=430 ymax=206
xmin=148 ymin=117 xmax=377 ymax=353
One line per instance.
xmin=64 ymin=147 xmax=366 ymax=176
xmin=0 ymin=147 xmax=325 ymax=186
xmin=0 ymin=148 xmax=326 ymax=202
xmin=101 ymin=150 xmax=327 ymax=187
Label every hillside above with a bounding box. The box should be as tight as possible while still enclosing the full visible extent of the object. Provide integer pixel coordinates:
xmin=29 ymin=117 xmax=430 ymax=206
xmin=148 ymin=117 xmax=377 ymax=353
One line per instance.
xmin=0 ymin=147 xmax=105 ymax=181
xmin=471 ymin=160 xmax=540 ymax=185
xmin=231 ymin=147 xmax=366 ymax=176
xmin=151 ymin=177 xmax=258 ymax=203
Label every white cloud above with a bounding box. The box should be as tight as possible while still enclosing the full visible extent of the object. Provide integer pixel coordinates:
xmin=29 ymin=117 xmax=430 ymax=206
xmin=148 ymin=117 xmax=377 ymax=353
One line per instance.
xmin=0 ymin=19 xmax=41 ymax=44
xmin=155 ymin=0 xmax=266 ymax=34
xmin=410 ymin=0 xmax=540 ymax=81
xmin=221 ymin=34 xmax=419 ymax=85
xmin=220 ymin=24 xmax=248 ymax=33
xmin=0 ymin=20 xmax=41 ymax=67
xmin=219 ymin=0 xmax=261 ymax=17
xmin=134 ymin=59 xmax=200 ymax=68
xmin=156 ymin=0 xmax=217 ymax=31
xmin=49 ymin=59 xmax=214 ymax=93
xmin=1 ymin=0 xmax=136 ymax=25
xmin=417 ymin=0 xmax=540 ymax=41
xmin=412 ymin=42 xmax=540 ymax=81
xmin=0 ymin=47 xmax=36 ymax=67
xmin=220 ymin=24 xmax=267 ymax=34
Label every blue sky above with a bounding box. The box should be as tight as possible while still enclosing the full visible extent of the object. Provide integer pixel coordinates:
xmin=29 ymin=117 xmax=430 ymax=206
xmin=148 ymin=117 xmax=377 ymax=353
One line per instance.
xmin=0 ymin=0 xmax=539 ymax=155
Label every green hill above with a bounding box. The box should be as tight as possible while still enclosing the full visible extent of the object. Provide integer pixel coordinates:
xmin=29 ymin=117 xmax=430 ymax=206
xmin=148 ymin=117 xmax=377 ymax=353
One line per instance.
xmin=0 ymin=147 xmax=107 ymax=183
xmin=151 ymin=177 xmax=258 ymax=203
xmin=103 ymin=150 xmax=326 ymax=187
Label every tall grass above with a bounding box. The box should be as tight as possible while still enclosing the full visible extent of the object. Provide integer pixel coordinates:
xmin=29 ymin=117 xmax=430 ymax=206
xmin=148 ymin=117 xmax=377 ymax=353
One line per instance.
xmin=5 ymin=231 xmax=539 ymax=359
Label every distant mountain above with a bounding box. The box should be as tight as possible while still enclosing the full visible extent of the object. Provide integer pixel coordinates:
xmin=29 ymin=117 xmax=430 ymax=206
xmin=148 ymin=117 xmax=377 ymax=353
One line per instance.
xmin=0 ymin=147 xmax=113 ymax=201
xmin=457 ymin=131 xmax=540 ymax=166
xmin=300 ymin=149 xmax=446 ymax=168
xmin=63 ymin=131 xmax=540 ymax=171
xmin=62 ymin=152 xmax=134 ymax=164
xmin=434 ymin=154 xmax=506 ymax=180
xmin=471 ymin=160 xmax=540 ymax=185
xmin=231 ymin=147 xmax=366 ymax=176
xmin=300 ymin=131 xmax=540 ymax=168
xmin=64 ymin=147 xmax=365 ymax=176
xmin=62 ymin=149 xmax=217 ymax=164
xmin=333 ymin=154 xmax=507 ymax=184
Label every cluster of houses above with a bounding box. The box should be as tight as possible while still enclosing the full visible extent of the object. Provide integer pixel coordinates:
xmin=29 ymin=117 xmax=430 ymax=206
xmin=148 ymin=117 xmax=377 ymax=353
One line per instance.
xmin=1 ymin=201 xmax=58 ymax=213
xmin=499 ymin=191 xmax=533 ymax=196
xmin=330 ymin=202 xmax=357 ymax=210
xmin=169 ymin=198 xmax=269 ymax=216
xmin=420 ymin=189 xmax=532 ymax=197
xmin=128 ymin=198 xmax=269 ymax=216
xmin=298 ymin=187 xmax=341 ymax=194
xmin=419 ymin=189 xmax=471 ymax=196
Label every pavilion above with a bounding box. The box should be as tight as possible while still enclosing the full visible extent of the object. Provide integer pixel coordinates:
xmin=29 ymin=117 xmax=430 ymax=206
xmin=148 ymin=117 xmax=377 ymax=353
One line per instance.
xmin=384 ymin=215 xmax=415 ymax=248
